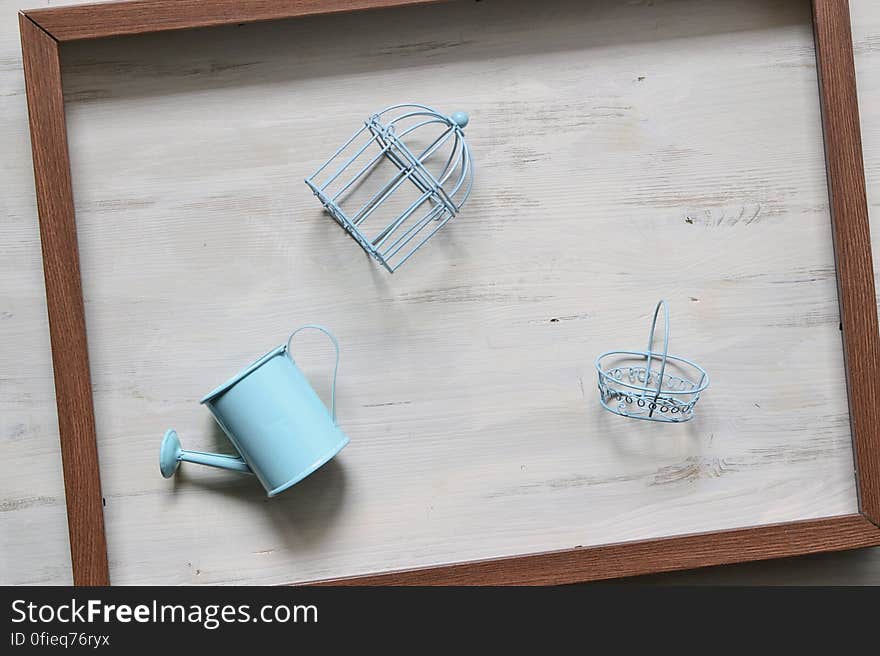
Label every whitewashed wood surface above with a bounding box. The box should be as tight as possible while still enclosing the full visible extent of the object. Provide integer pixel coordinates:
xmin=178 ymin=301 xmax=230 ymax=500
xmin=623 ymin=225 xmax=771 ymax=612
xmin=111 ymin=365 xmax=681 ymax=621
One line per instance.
xmin=3 ymin=0 xmax=880 ymax=585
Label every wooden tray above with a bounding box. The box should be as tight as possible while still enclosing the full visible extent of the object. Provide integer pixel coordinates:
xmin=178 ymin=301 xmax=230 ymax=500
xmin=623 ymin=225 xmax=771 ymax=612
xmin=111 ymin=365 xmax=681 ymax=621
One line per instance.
xmin=19 ymin=0 xmax=880 ymax=585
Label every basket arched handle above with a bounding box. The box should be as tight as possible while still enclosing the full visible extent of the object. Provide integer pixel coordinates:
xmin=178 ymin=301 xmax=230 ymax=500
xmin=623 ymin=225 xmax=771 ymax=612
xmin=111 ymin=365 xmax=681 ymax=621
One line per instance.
xmin=644 ymin=300 xmax=670 ymax=417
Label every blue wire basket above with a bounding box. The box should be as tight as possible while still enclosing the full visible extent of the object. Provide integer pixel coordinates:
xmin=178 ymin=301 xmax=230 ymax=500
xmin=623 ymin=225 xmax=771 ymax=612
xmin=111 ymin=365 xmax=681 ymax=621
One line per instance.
xmin=595 ymin=300 xmax=709 ymax=423
xmin=305 ymin=103 xmax=474 ymax=273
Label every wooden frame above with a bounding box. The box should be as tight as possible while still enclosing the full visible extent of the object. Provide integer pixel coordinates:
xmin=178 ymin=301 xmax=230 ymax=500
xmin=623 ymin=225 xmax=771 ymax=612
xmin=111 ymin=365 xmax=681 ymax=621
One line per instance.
xmin=18 ymin=0 xmax=880 ymax=586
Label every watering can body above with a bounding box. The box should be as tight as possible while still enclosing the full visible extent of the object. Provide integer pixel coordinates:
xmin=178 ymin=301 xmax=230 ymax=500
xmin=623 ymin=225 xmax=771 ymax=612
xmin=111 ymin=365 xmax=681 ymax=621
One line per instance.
xmin=160 ymin=326 xmax=349 ymax=497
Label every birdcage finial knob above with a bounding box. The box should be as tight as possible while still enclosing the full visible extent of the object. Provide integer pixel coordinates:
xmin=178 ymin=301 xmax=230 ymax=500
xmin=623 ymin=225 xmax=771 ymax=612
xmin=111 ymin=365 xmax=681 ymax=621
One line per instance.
xmin=451 ymin=111 xmax=469 ymax=128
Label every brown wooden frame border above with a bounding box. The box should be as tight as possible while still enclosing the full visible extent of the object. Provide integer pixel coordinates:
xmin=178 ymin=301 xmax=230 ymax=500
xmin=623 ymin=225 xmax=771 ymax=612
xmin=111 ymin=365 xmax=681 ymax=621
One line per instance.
xmin=18 ymin=0 xmax=880 ymax=585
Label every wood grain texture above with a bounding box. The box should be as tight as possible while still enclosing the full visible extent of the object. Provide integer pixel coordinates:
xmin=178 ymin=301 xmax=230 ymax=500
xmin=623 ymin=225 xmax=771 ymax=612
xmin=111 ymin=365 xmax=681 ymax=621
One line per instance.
xmin=11 ymin=0 xmax=880 ymax=585
xmin=316 ymin=514 xmax=880 ymax=584
xmin=53 ymin=0 xmax=870 ymax=584
xmin=18 ymin=13 xmax=109 ymax=585
xmin=813 ymin=0 xmax=880 ymax=526
xmin=25 ymin=0 xmax=449 ymax=42
xmin=1 ymin=0 xmax=77 ymax=586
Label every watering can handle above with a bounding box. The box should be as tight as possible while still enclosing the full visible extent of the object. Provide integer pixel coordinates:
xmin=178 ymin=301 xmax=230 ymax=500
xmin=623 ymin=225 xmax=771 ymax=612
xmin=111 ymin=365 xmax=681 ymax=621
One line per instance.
xmin=286 ymin=325 xmax=340 ymax=423
xmin=644 ymin=300 xmax=670 ymax=410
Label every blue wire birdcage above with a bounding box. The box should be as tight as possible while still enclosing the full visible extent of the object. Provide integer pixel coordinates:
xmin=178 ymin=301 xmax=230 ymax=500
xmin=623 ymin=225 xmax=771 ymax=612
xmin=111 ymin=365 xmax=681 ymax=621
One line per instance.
xmin=595 ymin=300 xmax=709 ymax=423
xmin=305 ymin=103 xmax=474 ymax=273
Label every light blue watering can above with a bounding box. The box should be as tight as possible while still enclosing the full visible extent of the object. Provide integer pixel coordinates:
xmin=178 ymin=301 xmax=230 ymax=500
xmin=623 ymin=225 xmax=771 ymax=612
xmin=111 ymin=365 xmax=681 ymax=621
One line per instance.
xmin=160 ymin=325 xmax=349 ymax=497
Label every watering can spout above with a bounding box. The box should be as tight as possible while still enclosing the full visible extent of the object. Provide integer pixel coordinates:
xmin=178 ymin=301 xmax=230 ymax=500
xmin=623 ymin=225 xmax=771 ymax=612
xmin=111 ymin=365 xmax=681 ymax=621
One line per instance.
xmin=160 ymin=429 xmax=252 ymax=478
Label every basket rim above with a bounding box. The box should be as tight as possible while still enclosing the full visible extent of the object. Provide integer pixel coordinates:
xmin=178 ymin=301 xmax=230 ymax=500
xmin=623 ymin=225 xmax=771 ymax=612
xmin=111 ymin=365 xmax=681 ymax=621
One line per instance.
xmin=594 ymin=349 xmax=710 ymax=395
